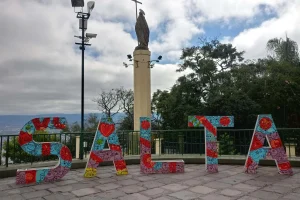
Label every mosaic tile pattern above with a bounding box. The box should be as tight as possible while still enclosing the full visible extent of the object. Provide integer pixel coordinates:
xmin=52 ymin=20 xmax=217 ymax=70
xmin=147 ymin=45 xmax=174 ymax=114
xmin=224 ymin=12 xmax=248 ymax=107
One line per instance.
xmin=140 ymin=117 xmax=184 ymax=174
xmin=84 ymin=117 xmax=128 ymax=178
xmin=245 ymin=115 xmax=293 ymax=175
xmin=16 ymin=117 xmax=71 ymax=184
xmin=188 ymin=116 xmax=234 ymax=173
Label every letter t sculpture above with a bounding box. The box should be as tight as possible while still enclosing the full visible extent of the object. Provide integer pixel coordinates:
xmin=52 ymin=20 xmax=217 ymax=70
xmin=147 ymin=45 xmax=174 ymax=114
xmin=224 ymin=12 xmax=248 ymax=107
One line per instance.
xmin=188 ymin=116 xmax=234 ymax=173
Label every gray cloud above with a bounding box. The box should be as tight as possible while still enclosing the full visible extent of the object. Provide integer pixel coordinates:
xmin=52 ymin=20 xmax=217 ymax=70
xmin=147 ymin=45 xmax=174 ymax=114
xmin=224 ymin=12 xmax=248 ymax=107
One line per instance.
xmin=0 ymin=0 xmax=295 ymax=115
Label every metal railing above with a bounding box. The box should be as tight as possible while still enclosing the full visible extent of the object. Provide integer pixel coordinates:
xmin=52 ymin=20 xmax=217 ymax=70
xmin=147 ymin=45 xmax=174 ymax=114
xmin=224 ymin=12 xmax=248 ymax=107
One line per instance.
xmin=1 ymin=128 xmax=300 ymax=167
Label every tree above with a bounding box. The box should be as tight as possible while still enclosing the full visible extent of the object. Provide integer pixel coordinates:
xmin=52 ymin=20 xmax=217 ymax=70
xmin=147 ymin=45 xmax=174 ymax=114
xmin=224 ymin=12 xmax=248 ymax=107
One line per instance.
xmin=116 ymin=88 xmax=134 ymax=130
xmin=84 ymin=113 xmax=99 ymax=132
xmin=69 ymin=122 xmax=81 ymax=132
xmin=94 ymin=87 xmax=134 ymax=123
xmin=117 ymin=88 xmax=134 ymax=117
xmin=151 ymin=90 xmax=166 ymax=130
xmin=219 ymin=133 xmax=238 ymax=155
xmin=94 ymin=88 xmax=122 ymax=118
xmin=152 ymin=39 xmax=246 ymax=129
xmin=267 ymin=35 xmax=300 ymax=65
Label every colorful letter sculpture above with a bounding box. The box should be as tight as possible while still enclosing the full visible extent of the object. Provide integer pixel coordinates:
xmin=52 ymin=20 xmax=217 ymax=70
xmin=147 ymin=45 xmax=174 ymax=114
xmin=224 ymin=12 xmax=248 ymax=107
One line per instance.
xmin=188 ymin=116 xmax=234 ymax=173
xmin=140 ymin=117 xmax=184 ymax=173
xmin=245 ymin=115 xmax=293 ymax=175
xmin=84 ymin=117 xmax=128 ymax=178
xmin=16 ymin=117 xmax=72 ymax=184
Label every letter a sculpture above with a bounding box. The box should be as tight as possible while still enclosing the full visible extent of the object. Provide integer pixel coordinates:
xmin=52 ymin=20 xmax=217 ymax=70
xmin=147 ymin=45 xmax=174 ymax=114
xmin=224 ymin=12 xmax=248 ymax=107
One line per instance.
xmin=84 ymin=117 xmax=128 ymax=177
xmin=245 ymin=115 xmax=293 ymax=175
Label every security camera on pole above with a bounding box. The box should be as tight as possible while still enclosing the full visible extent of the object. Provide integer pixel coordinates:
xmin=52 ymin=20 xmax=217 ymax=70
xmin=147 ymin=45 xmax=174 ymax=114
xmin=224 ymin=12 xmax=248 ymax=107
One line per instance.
xmin=71 ymin=0 xmax=97 ymax=160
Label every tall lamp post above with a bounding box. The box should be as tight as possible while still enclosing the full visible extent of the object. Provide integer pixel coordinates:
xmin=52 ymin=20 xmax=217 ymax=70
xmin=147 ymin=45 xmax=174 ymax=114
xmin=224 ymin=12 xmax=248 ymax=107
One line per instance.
xmin=71 ymin=0 xmax=97 ymax=159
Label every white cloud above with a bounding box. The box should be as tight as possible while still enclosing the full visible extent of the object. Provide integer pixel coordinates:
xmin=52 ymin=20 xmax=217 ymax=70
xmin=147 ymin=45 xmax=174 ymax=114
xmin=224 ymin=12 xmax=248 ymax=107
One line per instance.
xmin=189 ymin=0 xmax=287 ymax=22
xmin=226 ymin=0 xmax=300 ymax=59
xmin=0 ymin=0 xmax=298 ymax=115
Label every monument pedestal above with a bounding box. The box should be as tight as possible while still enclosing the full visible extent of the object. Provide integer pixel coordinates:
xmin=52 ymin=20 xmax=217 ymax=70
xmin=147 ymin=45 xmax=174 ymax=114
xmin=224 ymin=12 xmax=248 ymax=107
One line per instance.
xmin=129 ymin=49 xmax=151 ymax=155
xmin=133 ymin=49 xmax=152 ymax=130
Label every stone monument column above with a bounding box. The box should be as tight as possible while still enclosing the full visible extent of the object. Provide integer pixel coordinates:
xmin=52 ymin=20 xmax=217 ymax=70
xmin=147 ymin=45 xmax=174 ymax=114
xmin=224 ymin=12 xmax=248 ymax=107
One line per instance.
xmin=133 ymin=50 xmax=151 ymax=131
xmin=129 ymin=9 xmax=151 ymax=154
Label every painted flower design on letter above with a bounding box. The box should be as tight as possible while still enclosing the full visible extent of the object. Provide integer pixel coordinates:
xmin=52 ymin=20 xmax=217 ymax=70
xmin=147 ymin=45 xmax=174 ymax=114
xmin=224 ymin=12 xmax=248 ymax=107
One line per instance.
xmin=143 ymin=154 xmax=154 ymax=168
xmin=25 ymin=170 xmax=36 ymax=184
xmin=141 ymin=120 xmax=150 ymax=130
xmin=259 ymin=117 xmax=272 ymax=130
xmin=18 ymin=131 xmax=33 ymax=146
xmin=115 ymin=160 xmax=127 ymax=171
xmin=245 ymin=157 xmax=253 ymax=168
xmin=52 ymin=117 xmax=66 ymax=129
xmin=90 ymin=152 xmax=103 ymax=163
xmin=270 ymin=139 xmax=283 ymax=149
xmin=42 ymin=143 xmax=51 ymax=156
xmin=109 ymin=144 xmax=121 ymax=152
xmin=220 ymin=116 xmax=231 ymax=126
xmin=250 ymin=136 xmax=263 ymax=151
xmin=60 ymin=146 xmax=72 ymax=161
xmin=169 ymin=162 xmax=177 ymax=173
xmin=278 ymin=162 xmax=291 ymax=171
xmin=99 ymin=123 xmax=115 ymax=137
xmin=32 ymin=118 xmax=50 ymax=130
xmin=206 ymin=148 xmax=218 ymax=158
xmin=140 ymin=137 xmax=151 ymax=148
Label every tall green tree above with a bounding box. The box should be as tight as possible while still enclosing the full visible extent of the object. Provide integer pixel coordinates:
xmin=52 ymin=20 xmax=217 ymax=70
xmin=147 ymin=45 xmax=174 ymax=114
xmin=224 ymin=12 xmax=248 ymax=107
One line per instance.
xmin=153 ymin=39 xmax=247 ymax=129
xmin=267 ymin=35 xmax=300 ymax=65
xmin=152 ymin=37 xmax=300 ymax=129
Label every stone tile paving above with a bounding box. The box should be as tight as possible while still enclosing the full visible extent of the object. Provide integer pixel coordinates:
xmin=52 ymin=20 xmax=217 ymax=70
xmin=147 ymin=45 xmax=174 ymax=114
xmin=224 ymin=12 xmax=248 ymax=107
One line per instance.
xmin=0 ymin=164 xmax=300 ymax=199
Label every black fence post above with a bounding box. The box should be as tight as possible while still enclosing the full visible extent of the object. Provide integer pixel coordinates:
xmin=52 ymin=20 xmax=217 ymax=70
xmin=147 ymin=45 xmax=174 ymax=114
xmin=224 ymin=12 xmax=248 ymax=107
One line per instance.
xmin=0 ymin=136 xmax=2 ymax=166
xmin=5 ymin=136 xmax=9 ymax=167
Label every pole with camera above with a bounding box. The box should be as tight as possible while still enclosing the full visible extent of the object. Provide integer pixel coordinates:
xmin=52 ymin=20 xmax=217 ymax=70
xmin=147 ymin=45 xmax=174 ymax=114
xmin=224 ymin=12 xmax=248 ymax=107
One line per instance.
xmin=71 ymin=0 xmax=97 ymax=160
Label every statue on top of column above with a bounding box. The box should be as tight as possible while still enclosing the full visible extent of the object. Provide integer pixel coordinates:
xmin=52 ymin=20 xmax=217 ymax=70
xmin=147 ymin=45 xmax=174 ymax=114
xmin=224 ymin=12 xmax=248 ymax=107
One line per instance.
xmin=135 ymin=9 xmax=149 ymax=50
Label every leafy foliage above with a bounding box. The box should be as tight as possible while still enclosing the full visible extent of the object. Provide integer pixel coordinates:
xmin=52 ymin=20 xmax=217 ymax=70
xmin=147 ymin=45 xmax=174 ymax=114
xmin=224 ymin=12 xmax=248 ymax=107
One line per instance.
xmin=267 ymin=36 xmax=300 ymax=65
xmin=152 ymin=37 xmax=300 ymax=129
xmin=218 ymin=133 xmax=238 ymax=155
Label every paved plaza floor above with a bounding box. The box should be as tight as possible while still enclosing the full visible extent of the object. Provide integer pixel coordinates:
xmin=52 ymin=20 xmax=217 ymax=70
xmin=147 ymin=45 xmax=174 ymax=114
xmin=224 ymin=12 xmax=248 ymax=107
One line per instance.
xmin=0 ymin=164 xmax=300 ymax=200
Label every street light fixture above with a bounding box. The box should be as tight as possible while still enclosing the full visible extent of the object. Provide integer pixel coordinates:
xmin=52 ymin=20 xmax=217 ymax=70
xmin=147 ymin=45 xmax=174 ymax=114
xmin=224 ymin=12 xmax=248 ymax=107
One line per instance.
xmin=86 ymin=33 xmax=97 ymax=38
xmin=71 ymin=0 xmax=84 ymax=7
xmin=87 ymin=1 xmax=95 ymax=13
xmin=127 ymin=54 xmax=133 ymax=61
xmin=71 ymin=0 xmax=96 ymax=160
xmin=123 ymin=62 xmax=134 ymax=68
xmin=149 ymin=55 xmax=163 ymax=68
xmin=123 ymin=55 xmax=162 ymax=68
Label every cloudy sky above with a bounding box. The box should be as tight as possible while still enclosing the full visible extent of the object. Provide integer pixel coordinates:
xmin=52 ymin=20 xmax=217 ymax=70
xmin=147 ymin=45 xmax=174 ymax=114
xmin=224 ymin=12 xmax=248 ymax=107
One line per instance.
xmin=0 ymin=0 xmax=299 ymax=115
